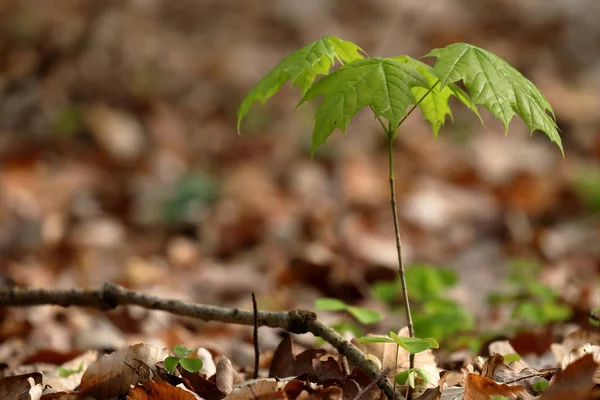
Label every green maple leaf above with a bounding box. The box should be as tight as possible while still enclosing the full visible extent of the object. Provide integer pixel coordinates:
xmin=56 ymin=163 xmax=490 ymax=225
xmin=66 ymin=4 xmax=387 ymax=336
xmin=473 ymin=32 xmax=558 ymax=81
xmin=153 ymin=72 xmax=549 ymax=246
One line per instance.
xmin=237 ymin=36 xmax=364 ymax=132
xmin=298 ymin=57 xmax=429 ymax=154
xmin=426 ymin=43 xmax=562 ymax=153
xmin=394 ymin=56 xmax=482 ymax=136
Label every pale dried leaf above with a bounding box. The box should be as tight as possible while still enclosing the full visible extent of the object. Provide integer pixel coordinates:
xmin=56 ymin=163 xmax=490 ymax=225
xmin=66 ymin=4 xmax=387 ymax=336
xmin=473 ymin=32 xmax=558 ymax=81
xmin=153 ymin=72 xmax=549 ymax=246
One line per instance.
xmin=79 ymin=343 xmax=169 ymax=399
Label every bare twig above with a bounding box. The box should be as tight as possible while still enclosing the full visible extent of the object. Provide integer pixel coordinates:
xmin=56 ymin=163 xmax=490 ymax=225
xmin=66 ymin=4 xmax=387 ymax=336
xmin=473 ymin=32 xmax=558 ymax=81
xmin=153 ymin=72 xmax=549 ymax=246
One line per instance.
xmin=0 ymin=283 xmax=405 ymax=400
xmin=503 ymin=369 xmax=559 ymax=385
xmin=251 ymin=292 xmax=259 ymax=379
xmin=350 ymin=367 xmax=391 ymax=400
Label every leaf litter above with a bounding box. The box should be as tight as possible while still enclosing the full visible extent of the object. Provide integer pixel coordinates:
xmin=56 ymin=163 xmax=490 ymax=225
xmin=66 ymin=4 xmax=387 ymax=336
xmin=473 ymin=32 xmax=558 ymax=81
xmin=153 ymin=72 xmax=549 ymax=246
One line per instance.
xmin=0 ymin=0 xmax=600 ymax=399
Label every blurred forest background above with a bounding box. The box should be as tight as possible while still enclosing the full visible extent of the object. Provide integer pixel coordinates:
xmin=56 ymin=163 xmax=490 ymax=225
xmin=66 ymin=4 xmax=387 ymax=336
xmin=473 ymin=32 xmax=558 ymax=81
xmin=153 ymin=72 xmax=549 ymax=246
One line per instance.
xmin=1 ymin=0 xmax=600 ymax=359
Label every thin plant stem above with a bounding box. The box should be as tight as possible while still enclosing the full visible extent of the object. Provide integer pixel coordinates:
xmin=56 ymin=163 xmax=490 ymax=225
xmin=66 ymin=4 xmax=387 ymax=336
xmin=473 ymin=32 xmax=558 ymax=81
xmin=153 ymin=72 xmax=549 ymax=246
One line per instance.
xmin=387 ymin=132 xmax=415 ymax=367
xmin=385 ymin=81 xmax=440 ymax=380
xmin=251 ymin=292 xmax=259 ymax=379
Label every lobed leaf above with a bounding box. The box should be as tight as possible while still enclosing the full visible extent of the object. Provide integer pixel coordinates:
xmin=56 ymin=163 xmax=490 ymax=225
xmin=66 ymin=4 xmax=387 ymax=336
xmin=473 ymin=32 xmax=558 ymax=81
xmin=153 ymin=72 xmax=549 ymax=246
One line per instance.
xmin=425 ymin=43 xmax=562 ymax=153
xmin=393 ymin=56 xmax=481 ymax=136
xmin=299 ymin=57 xmax=429 ymax=154
xmin=237 ymin=36 xmax=364 ymax=132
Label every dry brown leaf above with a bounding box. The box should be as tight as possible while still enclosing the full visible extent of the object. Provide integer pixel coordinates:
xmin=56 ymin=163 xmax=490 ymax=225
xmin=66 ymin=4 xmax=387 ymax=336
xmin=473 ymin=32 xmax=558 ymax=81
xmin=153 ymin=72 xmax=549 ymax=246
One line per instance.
xmin=464 ymin=373 xmax=530 ymax=400
xmin=269 ymin=335 xmax=325 ymax=378
xmin=42 ymin=350 xmax=99 ymax=392
xmin=541 ymin=354 xmax=599 ymax=400
xmin=127 ymin=380 xmax=200 ymax=400
xmin=79 ymin=343 xmax=169 ymax=399
xmin=0 ymin=372 xmax=42 ymax=400
xmin=228 ymin=378 xmax=291 ymax=400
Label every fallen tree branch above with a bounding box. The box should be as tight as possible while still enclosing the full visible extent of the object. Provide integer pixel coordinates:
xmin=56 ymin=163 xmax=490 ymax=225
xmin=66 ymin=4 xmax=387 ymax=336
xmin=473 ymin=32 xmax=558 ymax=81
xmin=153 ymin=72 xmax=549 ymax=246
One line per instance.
xmin=0 ymin=283 xmax=403 ymax=400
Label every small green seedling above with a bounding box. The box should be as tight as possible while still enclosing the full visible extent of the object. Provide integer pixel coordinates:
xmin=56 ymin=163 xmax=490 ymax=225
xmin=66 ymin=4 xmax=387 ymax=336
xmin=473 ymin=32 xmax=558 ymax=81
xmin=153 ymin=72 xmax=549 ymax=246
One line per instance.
xmin=533 ymin=378 xmax=550 ymax=393
xmin=359 ymin=332 xmax=438 ymax=390
xmin=164 ymin=345 xmax=204 ymax=374
xmin=395 ymin=367 xmax=430 ymax=389
xmin=359 ymin=331 xmax=439 ymax=354
xmin=487 ymin=258 xmax=572 ymax=329
xmin=239 ymin=36 xmax=562 ymax=371
xmin=315 ymin=297 xmax=383 ymax=324
xmin=502 ymin=353 xmax=522 ymax=363
xmin=58 ymin=362 xmax=84 ymax=378
xmin=372 ymin=264 xmax=475 ymax=345
xmin=589 ymin=308 xmax=600 ymax=328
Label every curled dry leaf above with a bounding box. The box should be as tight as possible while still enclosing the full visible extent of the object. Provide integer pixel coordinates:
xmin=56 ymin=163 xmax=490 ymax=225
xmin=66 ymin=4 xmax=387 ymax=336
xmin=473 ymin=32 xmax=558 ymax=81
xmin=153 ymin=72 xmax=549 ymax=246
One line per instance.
xmin=481 ymin=353 xmax=555 ymax=395
xmin=561 ymin=343 xmax=600 ymax=384
xmin=269 ymin=335 xmax=326 ymax=378
xmin=228 ymin=378 xmax=292 ymax=400
xmin=541 ymin=353 xmax=599 ymax=400
xmin=43 ymin=350 xmax=99 ymax=393
xmin=197 ymin=348 xmax=217 ymax=377
xmin=79 ymin=343 xmax=169 ymax=399
xmin=215 ymin=358 xmax=234 ymax=396
xmin=127 ymin=380 xmax=201 ymax=400
xmin=464 ymin=373 xmax=531 ymax=400
xmin=0 ymin=372 xmax=42 ymax=400
xmin=180 ymin=369 xmax=226 ymax=400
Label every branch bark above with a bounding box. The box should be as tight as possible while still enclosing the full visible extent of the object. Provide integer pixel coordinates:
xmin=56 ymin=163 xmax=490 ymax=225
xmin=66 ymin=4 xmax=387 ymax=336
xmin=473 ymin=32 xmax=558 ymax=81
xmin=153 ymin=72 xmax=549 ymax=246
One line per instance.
xmin=0 ymin=283 xmax=404 ymax=400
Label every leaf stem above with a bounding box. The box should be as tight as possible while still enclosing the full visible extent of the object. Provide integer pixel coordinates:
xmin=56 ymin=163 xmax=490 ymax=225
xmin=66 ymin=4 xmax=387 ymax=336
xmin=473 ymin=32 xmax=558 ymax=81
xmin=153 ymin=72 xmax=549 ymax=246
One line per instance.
xmin=396 ymin=80 xmax=441 ymax=130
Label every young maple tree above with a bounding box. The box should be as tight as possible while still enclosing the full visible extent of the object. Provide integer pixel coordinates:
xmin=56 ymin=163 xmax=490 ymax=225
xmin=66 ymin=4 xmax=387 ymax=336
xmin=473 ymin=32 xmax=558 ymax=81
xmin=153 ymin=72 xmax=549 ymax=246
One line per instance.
xmin=237 ymin=36 xmax=562 ymax=370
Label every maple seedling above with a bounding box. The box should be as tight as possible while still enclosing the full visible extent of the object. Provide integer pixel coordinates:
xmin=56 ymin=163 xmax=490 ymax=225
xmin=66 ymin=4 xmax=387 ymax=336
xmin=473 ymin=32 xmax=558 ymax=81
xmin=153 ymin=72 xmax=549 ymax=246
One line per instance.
xmin=237 ymin=36 xmax=562 ymax=371
xmin=164 ymin=345 xmax=203 ymax=374
xmin=359 ymin=333 xmax=439 ymax=392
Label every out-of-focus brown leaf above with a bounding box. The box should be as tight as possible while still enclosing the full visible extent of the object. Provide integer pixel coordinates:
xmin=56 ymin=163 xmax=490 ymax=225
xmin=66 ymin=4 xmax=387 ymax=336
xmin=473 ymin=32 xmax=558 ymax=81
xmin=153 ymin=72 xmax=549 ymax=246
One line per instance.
xmin=269 ymin=335 xmax=325 ymax=378
xmin=341 ymin=368 xmax=386 ymax=400
xmin=414 ymin=387 xmax=441 ymax=400
xmin=541 ymin=353 xmax=599 ymax=399
xmin=79 ymin=343 xmax=169 ymax=399
xmin=85 ymin=104 xmax=146 ymax=163
xmin=463 ymin=373 xmax=530 ymax=400
xmin=180 ymin=370 xmax=225 ymax=400
xmin=39 ymin=393 xmax=80 ymax=399
xmin=228 ymin=378 xmax=291 ymax=400
xmin=284 ymin=379 xmax=343 ymax=400
xmin=0 ymin=372 xmax=42 ymax=400
xmin=299 ymin=357 xmax=345 ymax=384
xmin=127 ymin=380 xmax=200 ymax=400
xmin=43 ymin=350 xmax=99 ymax=392
xmin=480 ymin=352 xmax=556 ymax=395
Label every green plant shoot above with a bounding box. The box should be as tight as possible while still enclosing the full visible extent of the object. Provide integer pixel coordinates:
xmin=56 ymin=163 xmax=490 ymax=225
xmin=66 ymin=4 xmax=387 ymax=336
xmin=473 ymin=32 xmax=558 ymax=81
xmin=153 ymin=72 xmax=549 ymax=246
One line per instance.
xmin=315 ymin=297 xmax=383 ymax=324
xmin=164 ymin=345 xmax=204 ymax=374
xmin=238 ymin=36 xmax=562 ymax=373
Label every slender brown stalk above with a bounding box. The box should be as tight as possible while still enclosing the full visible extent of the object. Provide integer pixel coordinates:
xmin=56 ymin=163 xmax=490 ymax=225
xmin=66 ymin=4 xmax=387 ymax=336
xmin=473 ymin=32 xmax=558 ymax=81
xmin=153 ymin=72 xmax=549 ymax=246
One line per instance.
xmin=252 ymin=292 xmax=259 ymax=379
xmin=387 ymin=134 xmax=415 ymax=375
xmin=350 ymin=367 xmax=391 ymax=400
